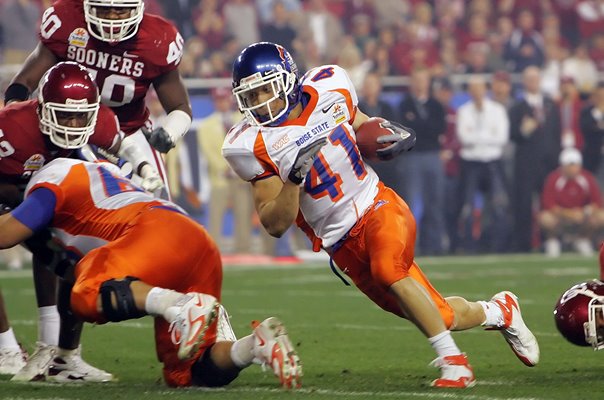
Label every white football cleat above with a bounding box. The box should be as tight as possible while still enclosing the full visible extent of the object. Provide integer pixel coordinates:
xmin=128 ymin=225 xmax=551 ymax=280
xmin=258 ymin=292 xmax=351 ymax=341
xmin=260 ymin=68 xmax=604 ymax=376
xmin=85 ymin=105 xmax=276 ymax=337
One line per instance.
xmin=169 ymin=293 xmax=220 ymax=361
xmin=216 ymin=304 xmax=237 ymax=342
xmin=252 ymin=317 xmax=302 ymax=389
xmin=10 ymin=342 xmax=53 ymax=381
xmin=47 ymin=346 xmax=113 ymax=383
xmin=490 ymin=291 xmax=540 ymax=366
xmin=430 ymin=354 xmax=475 ymax=388
xmin=0 ymin=346 xmax=28 ymax=376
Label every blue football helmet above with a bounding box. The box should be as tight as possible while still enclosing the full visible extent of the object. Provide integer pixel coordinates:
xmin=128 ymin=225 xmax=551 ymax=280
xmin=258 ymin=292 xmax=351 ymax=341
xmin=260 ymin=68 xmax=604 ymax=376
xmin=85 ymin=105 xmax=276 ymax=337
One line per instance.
xmin=232 ymin=42 xmax=301 ymax=126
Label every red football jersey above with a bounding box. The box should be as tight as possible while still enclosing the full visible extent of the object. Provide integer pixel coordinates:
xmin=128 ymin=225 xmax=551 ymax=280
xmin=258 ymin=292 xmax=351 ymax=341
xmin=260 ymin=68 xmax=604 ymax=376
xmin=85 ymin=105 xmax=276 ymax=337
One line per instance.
xmin=541 ymin=168 xmax=603 ymax=210
xmin=39 ymin=0 xmax=184 ymax=134
xmin=0 ymin=100 xmax=120 ymax=187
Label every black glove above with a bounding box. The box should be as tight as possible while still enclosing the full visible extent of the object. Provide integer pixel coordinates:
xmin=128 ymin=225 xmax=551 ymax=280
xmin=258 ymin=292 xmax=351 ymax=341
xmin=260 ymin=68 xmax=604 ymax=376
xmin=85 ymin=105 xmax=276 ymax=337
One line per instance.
xmin=375 ymin=121 xmax=416 ymax=161
xmin=288 ymin=137 xmax=327 ymax=184
xmin=142 ymin=126 xmax=175 ymax=153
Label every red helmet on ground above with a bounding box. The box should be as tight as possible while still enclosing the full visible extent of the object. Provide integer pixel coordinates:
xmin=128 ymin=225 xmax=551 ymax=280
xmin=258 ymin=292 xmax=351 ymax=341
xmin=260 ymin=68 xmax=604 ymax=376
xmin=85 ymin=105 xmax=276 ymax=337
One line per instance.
xmin=37 ymin=61 xmax=100 ymax=149
xmin=554 ymin=279 xmax=604 ymax=350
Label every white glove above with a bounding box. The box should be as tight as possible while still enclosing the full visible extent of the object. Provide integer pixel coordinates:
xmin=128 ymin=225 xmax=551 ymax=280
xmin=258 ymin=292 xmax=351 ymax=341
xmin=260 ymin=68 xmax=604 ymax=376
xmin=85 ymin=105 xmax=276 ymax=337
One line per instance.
xmin=140 ymin=164 xmax=164 ymax=193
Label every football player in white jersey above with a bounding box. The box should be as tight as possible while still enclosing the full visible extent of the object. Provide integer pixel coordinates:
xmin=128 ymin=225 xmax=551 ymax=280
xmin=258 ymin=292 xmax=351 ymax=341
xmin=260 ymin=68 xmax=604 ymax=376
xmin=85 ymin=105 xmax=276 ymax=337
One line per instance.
xmin=222 ymin=42 xmax=540 ymax=388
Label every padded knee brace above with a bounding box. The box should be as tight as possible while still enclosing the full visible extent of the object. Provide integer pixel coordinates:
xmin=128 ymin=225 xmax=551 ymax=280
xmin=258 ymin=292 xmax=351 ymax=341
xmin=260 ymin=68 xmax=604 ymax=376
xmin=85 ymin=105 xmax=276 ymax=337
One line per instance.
xmin=99 ymin=276 xmax=145 ymax=322
xmin=190 ymin=344 xmax=240 ymax=387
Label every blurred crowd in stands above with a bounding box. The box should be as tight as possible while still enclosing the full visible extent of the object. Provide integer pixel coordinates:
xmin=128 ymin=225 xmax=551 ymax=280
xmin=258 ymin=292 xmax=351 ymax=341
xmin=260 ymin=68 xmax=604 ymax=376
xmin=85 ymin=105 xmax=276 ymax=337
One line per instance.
xmin=2 ymin=0 xmax=604 ymax=261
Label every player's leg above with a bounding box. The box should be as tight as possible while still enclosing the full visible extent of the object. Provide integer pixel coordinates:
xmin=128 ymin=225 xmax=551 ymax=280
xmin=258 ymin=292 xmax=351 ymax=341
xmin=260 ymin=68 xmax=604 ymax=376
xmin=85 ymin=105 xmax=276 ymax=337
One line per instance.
xmin=0 ymin=290 xmax=27 ymax=375
xmin=333 ymin=185 xmax=473 ymax=388
xmin=45 ymin=280 xmax=113 ymax=383
xmin=11 ymin=258 xmax=59 ymax=381
xmin=12 ymin=241 xmax=110 ymax=382
xmin=69 ymin=210 xmax=221 ymax=362
xmin=446 ymin=292 xmax=540 ymax=367
xmin=189 ymin=317 xmax=302 ymax=389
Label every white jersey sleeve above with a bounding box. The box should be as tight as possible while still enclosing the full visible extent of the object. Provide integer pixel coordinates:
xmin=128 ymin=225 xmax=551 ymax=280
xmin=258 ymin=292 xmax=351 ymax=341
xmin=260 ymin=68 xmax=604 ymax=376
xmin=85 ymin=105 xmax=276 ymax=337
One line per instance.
xmin=222 ymin=120 xmax=279 ymax=182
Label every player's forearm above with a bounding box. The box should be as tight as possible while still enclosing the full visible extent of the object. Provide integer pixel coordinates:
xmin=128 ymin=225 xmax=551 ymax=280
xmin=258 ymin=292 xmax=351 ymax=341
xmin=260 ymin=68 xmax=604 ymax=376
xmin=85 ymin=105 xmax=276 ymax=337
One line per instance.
xmin=0 ymin=214 xmax=32 ymax=249
xmin=5 ymin=43 xmax=57 ymax=103
xmin=258 ymin=182 xmax=300 ymax=237
xmin=117 ymin=132 xmax=152 ymax=174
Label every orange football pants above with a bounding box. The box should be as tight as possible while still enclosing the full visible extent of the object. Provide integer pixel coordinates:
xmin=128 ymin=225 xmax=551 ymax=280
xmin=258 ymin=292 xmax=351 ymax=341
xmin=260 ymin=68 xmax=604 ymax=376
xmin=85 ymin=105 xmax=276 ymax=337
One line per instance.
xmin=330 ymin=183 xmax=455 ymax=328
xmin=70 ymin=207 xmax=222 ymax=387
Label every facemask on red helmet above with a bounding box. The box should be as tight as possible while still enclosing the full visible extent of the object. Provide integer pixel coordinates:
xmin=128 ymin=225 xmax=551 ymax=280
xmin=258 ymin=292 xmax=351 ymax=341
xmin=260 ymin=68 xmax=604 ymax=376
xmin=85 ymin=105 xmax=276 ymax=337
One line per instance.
xmin=38 ymin=62 xmax=100 ymax=149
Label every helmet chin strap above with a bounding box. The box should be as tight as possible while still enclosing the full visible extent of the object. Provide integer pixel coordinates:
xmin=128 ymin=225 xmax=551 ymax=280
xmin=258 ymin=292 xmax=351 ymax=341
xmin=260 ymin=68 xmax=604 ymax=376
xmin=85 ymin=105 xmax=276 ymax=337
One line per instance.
xmin=268 ymin=86 xmax=303 ymax=127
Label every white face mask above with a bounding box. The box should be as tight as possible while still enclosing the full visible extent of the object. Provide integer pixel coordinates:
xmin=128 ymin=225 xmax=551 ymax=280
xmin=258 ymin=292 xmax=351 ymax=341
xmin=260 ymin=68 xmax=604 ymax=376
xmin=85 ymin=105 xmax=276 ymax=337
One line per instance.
xmin=84 ymin=0 xmax=145 ymax=43
xmin=233 ymin=68 xmax=296 ymax=126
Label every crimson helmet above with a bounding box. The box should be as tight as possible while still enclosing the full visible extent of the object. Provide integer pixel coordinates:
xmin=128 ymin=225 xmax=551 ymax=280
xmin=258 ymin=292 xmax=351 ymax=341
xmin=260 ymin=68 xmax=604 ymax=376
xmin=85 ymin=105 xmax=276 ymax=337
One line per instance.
xmin=38 ymin=62 xmax=100 ymax=149
xmin=84 ymin=0 xmax=145 ymax=43
xmin=554 ymin=279 xmax=604 ymax=350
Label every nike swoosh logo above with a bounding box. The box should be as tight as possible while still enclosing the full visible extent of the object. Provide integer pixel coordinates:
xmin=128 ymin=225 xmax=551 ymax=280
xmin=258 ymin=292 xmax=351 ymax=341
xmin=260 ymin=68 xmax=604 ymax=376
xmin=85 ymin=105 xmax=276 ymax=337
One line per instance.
xmin=123 ymin=50 xmax=138 ymax=58
xmin=186 ymin=308 xmax=207 ymax=346
xmin=494 ymin=293 xmax=517 ymax=328
xmin=257 ymin=331 xmax=266 ymax=347
xmin=322 ymin=102 xmax=337 ymax=113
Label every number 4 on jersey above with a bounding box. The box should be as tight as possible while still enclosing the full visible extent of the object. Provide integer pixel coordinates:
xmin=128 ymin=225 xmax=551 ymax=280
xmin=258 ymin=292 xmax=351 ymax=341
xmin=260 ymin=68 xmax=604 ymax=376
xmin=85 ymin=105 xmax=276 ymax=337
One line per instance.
xmin=304 ymin=126 xmax=366 ymax=202
xmin=166 ymin=33 xmax=184 ymax=65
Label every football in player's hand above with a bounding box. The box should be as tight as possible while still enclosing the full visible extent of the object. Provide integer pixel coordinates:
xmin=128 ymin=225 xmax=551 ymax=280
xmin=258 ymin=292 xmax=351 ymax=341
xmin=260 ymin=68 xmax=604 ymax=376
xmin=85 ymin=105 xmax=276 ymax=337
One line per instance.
xmin=355 ymin=117 xmax=391 ymax=161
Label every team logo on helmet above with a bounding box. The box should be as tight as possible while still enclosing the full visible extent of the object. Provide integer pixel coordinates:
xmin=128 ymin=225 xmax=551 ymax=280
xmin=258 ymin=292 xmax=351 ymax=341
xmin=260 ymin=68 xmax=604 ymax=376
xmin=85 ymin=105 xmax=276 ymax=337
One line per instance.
xmin=277 ymin=45 xmax=298 ymax=76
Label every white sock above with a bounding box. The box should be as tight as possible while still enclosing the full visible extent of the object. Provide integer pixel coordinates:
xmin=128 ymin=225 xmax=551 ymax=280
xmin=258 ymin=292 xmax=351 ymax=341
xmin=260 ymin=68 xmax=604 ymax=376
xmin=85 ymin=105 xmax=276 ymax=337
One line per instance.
xmin=428 ymin=330 xmax=461 ymax=358
xmin=144 ymin=287 xmax=188 ymax=322
xmin=38 ymin=305 xmax=60 ymax=346
xmin=0 ymin=327 xmax=20 ymax=349
xmin=478 ymin=300 xmax=503 ymax=327
xmin=230 ymin=334 xmax=255 ymax=368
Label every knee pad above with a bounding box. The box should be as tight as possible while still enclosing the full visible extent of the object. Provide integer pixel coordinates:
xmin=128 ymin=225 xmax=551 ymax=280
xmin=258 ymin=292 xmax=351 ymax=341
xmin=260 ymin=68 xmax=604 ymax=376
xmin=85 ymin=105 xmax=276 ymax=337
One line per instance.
xmin=99 ymin=276 xmax=145 ymax=322
xmin=190 ymin=344 xmax=240 ymax=387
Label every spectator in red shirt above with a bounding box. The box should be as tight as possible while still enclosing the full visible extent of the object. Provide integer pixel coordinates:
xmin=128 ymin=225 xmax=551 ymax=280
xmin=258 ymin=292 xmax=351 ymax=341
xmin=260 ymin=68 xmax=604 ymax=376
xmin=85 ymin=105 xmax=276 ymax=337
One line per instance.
xmin=538 ymin=147 xmax=604 ymax=257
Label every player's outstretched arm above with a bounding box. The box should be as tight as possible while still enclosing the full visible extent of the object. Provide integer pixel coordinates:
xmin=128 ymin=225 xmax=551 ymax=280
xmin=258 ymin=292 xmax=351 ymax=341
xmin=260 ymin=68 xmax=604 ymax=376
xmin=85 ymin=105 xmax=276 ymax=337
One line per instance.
xmin=4 ymin=43 xmax=58 ymax=105
xmin=0 ymin=214 xmax=33 ymax=249
xmin=144 ymin=70 xmax=193 ymax=153
xmin=0 ymin=187 xmax=55 ymax=248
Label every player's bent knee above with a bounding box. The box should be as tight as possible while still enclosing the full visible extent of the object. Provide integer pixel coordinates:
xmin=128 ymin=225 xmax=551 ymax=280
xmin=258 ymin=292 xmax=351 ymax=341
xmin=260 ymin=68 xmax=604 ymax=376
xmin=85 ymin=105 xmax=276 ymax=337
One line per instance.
xmin=99 ymin=276 xmax=145 ymax=322
xmin=190 ymin=345 xmax=240 ymax=387
xmin=371 ymin=260 xmax=406 ymax=288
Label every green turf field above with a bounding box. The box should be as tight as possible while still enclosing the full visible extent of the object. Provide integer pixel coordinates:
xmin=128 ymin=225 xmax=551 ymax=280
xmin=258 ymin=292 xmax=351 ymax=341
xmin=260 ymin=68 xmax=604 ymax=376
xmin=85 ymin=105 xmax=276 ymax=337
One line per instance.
xmin=1 ymin=254 xmax=603 ymax=399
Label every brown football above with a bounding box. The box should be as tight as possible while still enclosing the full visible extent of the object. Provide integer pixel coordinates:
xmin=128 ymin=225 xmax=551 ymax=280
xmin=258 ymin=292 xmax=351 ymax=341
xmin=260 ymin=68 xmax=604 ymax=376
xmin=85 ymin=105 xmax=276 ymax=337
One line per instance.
xmin=355 ymin=117 xmax=391 ymax=161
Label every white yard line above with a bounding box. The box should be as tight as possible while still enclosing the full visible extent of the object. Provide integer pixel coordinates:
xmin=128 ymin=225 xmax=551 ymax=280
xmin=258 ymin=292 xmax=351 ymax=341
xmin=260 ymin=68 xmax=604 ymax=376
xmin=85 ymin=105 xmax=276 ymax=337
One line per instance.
xmin=174 ymin=386 xmax=542 ymax=400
